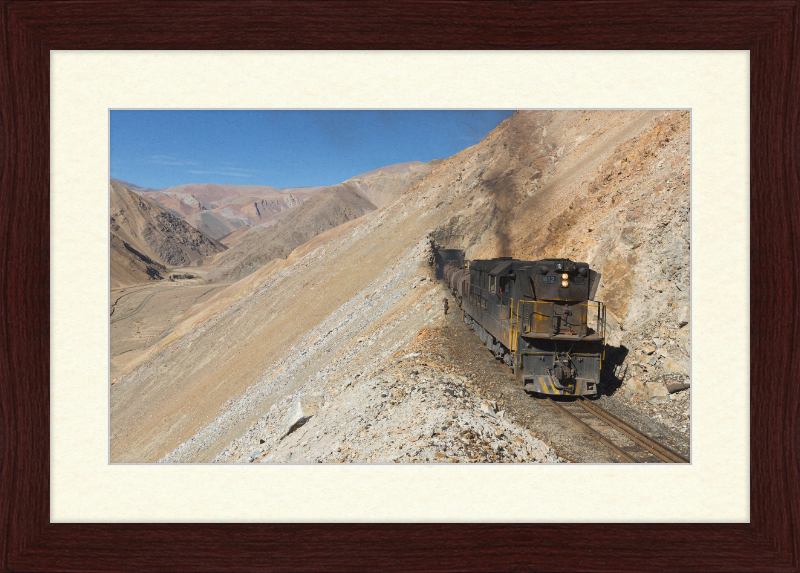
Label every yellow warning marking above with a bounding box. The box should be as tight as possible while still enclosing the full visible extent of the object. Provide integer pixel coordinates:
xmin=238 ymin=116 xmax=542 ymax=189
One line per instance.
xmin=539 ymin=377 xmax=549 ymax=394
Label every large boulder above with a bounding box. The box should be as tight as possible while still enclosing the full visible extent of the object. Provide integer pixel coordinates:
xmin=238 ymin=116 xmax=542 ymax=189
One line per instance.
xmin=645 ymin=382 xmax=669 ymax=403
xmin=660 ymin=356 xmax=689 ymax=376
xmin=628 ymin=376 xmax=646 ymax=394
xmin=279 ymin=395 xmax=324 ymax=440
xmin=666 ymin=382 xmax=690 ymax=394
xmin=623 ymin=375 xmax=646 ymax=400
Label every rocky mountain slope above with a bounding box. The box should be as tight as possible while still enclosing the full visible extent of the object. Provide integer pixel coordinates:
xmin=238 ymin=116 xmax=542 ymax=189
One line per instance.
xmin=207 ymin=161 xmax=433 ymax=282
xmin=110 ymin=233 xmax=168 ymax=288
xmin=340 ymin=161 xmax=431 ymax=207
xmin=132 ymin=190 xmax=213 ymax=219
xmin=110 ymin=181 xmax=227 ymax=287
xmin=111 ymin=110 xmax=690 ymax=463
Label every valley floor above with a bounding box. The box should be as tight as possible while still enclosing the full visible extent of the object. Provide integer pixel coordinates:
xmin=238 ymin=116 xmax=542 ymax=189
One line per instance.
xmin=110 ymin=278 xmax=230 ymax=382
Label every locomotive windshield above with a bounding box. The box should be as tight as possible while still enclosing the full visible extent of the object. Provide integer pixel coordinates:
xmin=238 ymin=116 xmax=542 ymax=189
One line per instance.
xmin=498 ymin=276 xmax=511 ymax=295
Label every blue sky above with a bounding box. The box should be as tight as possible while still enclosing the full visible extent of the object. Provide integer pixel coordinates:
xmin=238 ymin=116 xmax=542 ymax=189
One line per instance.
xmin=110 ymin=110 xmax=515 ymax=189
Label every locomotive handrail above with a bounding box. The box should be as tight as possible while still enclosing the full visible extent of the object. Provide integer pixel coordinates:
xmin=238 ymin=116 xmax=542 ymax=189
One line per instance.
xmin=465 ymin=278 xmax=606 ymax=346
xmin=511 ymin=299 xmax=606 ymax=346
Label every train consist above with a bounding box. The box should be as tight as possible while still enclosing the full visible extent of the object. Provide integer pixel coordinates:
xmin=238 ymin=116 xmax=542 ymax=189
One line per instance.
xmin=444 ymin=257 xmax=606 ymax=397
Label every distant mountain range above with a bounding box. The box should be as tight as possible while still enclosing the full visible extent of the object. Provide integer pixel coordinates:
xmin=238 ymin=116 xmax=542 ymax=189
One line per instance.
xmin=205 ymin=161 xmax=433 ymax=281
xmin=112 ymin=161 xmax=433 ymax=283
xmin=111 ymin=180 xmax=324 ymax=240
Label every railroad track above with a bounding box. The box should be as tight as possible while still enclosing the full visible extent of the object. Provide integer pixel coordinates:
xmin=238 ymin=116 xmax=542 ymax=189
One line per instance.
xmin=546 ymin=396 xmax=689 ymax=463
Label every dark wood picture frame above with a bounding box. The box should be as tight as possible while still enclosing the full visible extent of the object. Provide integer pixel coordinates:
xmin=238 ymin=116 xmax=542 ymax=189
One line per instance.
xmin=1 ymin=1 xmax=798 ymax=571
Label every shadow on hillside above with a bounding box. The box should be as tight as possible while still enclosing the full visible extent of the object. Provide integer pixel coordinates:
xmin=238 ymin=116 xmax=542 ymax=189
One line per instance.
xmin=595 ymin=343 xmax=629 ymax=398
xmin=431 ymin=246 xmax=465 ymax=280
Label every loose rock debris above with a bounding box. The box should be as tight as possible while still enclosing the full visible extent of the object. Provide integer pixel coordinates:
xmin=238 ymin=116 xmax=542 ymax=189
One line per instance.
xmin=159 ymin=235 xmax=559 ymax=464
xmin=234 ymin=359 xmax=557 ymax=464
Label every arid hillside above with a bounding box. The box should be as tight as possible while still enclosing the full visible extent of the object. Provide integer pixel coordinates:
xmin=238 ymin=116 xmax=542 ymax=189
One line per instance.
xmin=110 ymin=233 xmax=168 ymax=288
xmin=131 ymin=183 xmax=322 ymax=238
xmin=207 ymin=185 xmax=378 ymax=282
xmin=158 ymin=182 xmax=285 ymax=202
xmin=110 ymin=178 xmax=163 ymax=194
xmin=182 ymin=209 xmax=247 ymax=240
xmin=207 ymin=161 xmax=433 ymax=282
xmin=111 ymin=110 xmax=690 ymax=463
xmin=341 ymin=161 xmax=431 ymax=207
xmin=110 ymin=181 xmax=227 ymax=288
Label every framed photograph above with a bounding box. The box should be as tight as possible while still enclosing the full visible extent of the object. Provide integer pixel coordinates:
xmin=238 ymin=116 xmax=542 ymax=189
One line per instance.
xmin=2 ymin=1 xmax=796 ymax=571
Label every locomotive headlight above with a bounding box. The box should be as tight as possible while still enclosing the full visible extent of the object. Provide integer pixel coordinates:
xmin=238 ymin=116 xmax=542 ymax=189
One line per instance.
xmin=561 ymin=273 xmax=569 ymax=280
xmin=561 ymin=280 xmax=569 ymax=287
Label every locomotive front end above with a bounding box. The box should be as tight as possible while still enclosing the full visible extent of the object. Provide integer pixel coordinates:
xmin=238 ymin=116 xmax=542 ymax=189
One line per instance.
xmin=515 ymin=326 xmax=604 ymax=396
xmin=513 ymin=259 xmax=605 ymax=396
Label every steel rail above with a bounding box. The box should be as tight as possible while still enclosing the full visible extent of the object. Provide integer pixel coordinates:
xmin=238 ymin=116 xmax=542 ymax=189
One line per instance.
xmin=577 ymin=398 xmax=689 ymax=463
xmin=545 ymin=397 xmax=637 ymax=463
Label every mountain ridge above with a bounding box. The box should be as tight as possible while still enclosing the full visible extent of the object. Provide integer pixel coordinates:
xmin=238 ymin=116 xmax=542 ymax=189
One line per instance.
xmin=110 ymin=181 xmax=227 ymax=287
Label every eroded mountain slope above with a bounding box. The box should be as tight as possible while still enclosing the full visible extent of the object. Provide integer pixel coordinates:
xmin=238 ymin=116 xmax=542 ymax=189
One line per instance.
xmin=110 ymin=181 xmax=228 ymax=287
xmin=110 ymin=234 xmax=168 ymax=289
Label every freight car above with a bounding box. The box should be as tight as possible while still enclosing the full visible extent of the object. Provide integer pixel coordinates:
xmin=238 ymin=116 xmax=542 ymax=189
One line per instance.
xmin=450 ymin=257 xmax=606 ymax=397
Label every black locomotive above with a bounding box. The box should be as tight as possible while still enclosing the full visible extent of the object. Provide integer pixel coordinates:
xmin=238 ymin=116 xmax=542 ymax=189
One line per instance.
xmin=444 ymin=257 xmax=606 ymax=397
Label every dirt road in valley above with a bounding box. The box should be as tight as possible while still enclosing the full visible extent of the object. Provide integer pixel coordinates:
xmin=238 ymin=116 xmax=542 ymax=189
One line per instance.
xmin=111 ymin=288 xmax=175 ymax=323
xmin=110 ymin=281 xmax=230 ymax=382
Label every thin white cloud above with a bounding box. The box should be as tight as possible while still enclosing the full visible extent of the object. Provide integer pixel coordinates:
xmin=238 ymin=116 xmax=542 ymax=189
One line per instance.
xmin=147 ymin=156 xmax=260 ymax=177
xmin=189 ymin=170 xmax=254 ymax=178
xmin=148 ymin=155 xmax=200 ymax=166
xmin=218 ymin=163 xmax=260 ymax=172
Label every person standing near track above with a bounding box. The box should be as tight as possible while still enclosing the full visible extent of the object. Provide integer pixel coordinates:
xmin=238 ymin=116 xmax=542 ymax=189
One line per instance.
xmin=443 ymin=297 xmax=449 ymax=316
